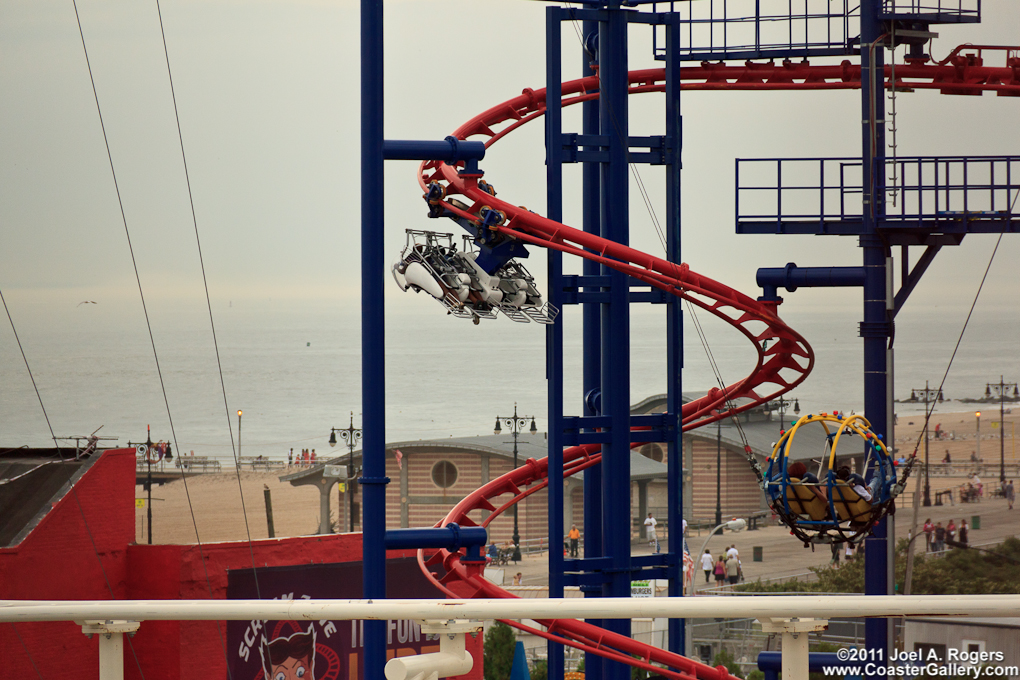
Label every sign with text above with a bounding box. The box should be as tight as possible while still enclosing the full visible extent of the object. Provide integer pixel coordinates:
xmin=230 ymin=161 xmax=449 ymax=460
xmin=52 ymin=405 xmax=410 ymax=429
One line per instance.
xmin=631 ymin=580 xmax=654 ymax=598
xmin=226 ymin=558 xmax=445 ymax=680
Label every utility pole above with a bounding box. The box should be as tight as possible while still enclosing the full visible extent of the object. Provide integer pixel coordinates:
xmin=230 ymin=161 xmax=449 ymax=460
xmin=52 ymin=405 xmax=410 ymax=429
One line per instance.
xmin=494 ymin=403 xmax=538 ymax=563
xmin=330 ymin=412 xmax=364 ymax=533
xmin=986 ymin=377 xmax=1018 ymax=484
xmin=715 ymin=421 xmax=723 ymax=527
xmin=911 ymin=382 xmax=943 ymax=507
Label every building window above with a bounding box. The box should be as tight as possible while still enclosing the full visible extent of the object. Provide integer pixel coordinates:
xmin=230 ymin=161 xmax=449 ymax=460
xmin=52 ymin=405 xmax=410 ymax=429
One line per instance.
xmin=431 ymin=460 xmax=458 ymax=488
xmin=639 ymin=443 xmax=664 ymax=463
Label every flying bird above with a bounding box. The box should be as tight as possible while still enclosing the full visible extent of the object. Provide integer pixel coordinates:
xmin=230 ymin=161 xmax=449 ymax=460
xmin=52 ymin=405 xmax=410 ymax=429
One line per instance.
xmin=77 ymin=301 xmax=97 ymax=307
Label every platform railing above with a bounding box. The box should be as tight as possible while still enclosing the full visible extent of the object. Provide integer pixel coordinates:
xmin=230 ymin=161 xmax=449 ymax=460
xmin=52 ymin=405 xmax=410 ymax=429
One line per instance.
xmin=652 ymin=0 xmax=856 ymax=62
xmin=880 ymin=0 xmax=980 ymax=22
xmin=736 ymin=155 xmax=1020 ymax=234
xmin=5 ymin=595 xmax=1019 ymax=680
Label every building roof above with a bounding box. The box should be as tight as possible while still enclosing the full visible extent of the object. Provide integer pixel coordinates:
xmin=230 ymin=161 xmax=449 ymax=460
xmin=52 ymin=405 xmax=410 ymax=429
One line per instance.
xmin=281 ymin=433 xmax=670 ymax=486
xmin=282 ymin=392 xmax=871 ymax=487
xmin=0 ymin=448 xmax=95 ymax=547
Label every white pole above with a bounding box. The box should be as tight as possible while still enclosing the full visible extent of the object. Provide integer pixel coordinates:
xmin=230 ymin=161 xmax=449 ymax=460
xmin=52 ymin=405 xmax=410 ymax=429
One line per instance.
xmin=81 ymin=621 xmax=138 ymax=680
xmin=99 ymin=631 xmax=124 ymax=680
xmin=5 ymin=594 xmax=1019 ymax=624
xmin=760 ymin=618 xmax=827 ymax=680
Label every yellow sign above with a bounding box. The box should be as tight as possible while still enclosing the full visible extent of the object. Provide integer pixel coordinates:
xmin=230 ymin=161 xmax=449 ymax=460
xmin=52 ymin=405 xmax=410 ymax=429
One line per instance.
xmin=135 ymin=499 xmax=146 ymax=508
xmin=338 ymin=483 xmax=347 ymax=493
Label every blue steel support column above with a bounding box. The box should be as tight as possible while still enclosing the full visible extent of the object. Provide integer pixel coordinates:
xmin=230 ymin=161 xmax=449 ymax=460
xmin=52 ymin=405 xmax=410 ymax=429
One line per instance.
xmin=664 ymin=11 xmax=685 ymax=657
xmin=581 ymin=15 xmax=604 ymax=680
xmin=860 ymin=0 xmax=891 ymax=663
xmin=361 ymin=1 xmax=387 ymax=679
xmin=545 ymin=8 xmax=565 ymax=680
xmin=599 ymin=9 xmax=631 ymax=680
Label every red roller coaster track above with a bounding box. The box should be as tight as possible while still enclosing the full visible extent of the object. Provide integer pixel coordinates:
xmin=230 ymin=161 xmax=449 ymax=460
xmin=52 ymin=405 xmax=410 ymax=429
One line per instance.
xmin=412 ymin=51 xmax=1020 ymax=680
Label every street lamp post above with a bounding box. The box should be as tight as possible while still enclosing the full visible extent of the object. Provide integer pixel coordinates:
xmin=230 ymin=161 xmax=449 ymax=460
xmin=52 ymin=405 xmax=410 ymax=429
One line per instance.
xmin=330 ymin=412 xmax=364 ymax=533
xmin=986 ymin=377 xmax=1018 ymax=484
xmin=138 ymin=424 xmax=171 ymax=545
xmin=237 ymin=410 xmax=242 ymax=462
xmin=911 ymin=382 xmax=943 ymax=507
xmin=976 ymin=411 xmax=982 ymax=466
xmin=493 ymin=403 xmax=537 ymax=563
xmin=765 ymin=396 xmax=800 ymax=434
xmin=715 ymin=421 xmax=722 ymax=527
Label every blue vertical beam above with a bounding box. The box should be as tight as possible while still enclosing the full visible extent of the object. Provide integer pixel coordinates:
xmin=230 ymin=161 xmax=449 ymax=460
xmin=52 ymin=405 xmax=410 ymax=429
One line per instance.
xmin=664 ymin=10 xmax=685 ymax=657
xmin=581 ymin=15 xmax=604 ymax=680
xmin=599 ymin=8 xmax=632 ymax=680
xmin=859 ymin=0 xmax=890 ymax=665
xmin=545 ymin=8 xmax=565 ymax=680
xmin=360 ymin=1 xmax=387 ymax=678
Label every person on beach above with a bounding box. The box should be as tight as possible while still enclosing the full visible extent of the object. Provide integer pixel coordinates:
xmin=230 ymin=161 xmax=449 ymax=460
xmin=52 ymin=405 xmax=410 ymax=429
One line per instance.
xmin=714 ymin=556 xmax=726 ymax=586
xmin=933 ymin=522 xmax=946 ymax=552
xmin=512 ymin=572 xmax=522 ymax=586
xmin=946 ymin=519 xmax=957 ymax=544
xmin=700 ymin=549 xmax=714 ymax=583
xmin=568 ymin=524 xmax=580 ymax=557
xmin=958 ymin=519 xmax=969 ymax=547
xmin=644 ymin=513 xmax=658 ymax=553
xmin=725 ymin=553 xmax=740 ymax=585
xmin=1007 ymin=480 xmax=1015 ymax=510
xmin=923 ymin=518 xmax=934 ymax=551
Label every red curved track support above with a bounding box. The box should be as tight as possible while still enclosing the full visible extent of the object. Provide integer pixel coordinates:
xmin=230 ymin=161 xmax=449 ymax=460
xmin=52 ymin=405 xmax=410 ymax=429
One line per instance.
xmin=412 ymin=51 xmax=1020 ymax=680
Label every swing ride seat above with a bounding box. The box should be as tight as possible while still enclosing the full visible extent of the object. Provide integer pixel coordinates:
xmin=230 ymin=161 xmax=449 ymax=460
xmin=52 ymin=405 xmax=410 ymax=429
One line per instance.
xmin=830 ymin=481 xmax=873 ymax=525
xmin=784 ymin=477 xmax=829 ymax=521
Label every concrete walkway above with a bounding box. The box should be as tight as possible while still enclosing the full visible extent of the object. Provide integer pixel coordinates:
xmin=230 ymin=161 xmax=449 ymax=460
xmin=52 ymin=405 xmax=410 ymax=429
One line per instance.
xmin=507 ymin=489 xmax=1018 ymax=590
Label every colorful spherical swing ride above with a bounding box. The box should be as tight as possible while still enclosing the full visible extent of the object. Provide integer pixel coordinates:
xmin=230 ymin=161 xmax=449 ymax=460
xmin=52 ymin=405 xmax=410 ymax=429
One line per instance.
xmin=764 ymin=412 xmax=897 ymax=547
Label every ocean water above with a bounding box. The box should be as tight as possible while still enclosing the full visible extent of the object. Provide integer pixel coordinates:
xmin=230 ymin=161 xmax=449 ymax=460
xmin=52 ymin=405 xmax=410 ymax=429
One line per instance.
xmin=1 ymin=296 xmax=1017 ymax=463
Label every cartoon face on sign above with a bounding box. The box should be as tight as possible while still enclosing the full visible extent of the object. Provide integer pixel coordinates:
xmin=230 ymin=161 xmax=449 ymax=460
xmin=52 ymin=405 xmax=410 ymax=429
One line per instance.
xmin=259 ymin=625 xmax=316 ymax=680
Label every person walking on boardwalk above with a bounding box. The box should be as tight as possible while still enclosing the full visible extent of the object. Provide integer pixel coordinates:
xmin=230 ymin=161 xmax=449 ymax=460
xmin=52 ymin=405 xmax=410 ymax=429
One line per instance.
xmin=568 ymin=524 xmax=580 ymax=557
xmin=700 ymin=549 xmax=714 ymax=583
xmin=644 ymin=513 xmax=658 ymax=553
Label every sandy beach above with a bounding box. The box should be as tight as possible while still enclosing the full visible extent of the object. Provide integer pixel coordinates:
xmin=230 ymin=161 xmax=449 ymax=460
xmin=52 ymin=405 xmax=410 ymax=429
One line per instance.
xmin=136 ymin=411 xmax=1019 ymax=549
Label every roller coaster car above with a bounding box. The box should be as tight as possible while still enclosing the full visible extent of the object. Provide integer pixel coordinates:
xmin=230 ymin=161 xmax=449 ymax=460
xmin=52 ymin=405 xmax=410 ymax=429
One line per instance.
xmin=392 ymin=230 xmax=558 ymax=324
xmin=784 ymin=478 xmax=828 ymax=522
xmin=831 ymin=481 xmax=873 ymax=525
xmin=764 ymin=412 xmax=896 ymax=546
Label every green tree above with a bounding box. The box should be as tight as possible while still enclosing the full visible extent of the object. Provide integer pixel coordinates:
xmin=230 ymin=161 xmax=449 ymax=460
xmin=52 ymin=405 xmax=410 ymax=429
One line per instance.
xmin=484 ymin=621 xmax=517 ymax=680
xmin=712 ymin=649 xmax=745 ymax=680
xmin=734 ymin=537 xmax=1020 ymax=595
xmin=531 ymin=660 xmax=548 ymax=680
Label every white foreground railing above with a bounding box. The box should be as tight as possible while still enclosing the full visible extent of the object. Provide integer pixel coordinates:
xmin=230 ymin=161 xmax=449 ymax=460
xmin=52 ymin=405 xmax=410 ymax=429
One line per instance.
xmin=4 ymin=595 xmax=1019 ymax=680
xmin=3 ymin=594 xmax=1018 ymax=621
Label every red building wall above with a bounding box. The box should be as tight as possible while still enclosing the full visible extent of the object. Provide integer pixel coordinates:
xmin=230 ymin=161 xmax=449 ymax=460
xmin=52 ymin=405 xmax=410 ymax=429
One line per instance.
xmin=0 ymin=448 xmax=481 ymax=680
xmin=0 ymin=448 xmax=136 ymax=679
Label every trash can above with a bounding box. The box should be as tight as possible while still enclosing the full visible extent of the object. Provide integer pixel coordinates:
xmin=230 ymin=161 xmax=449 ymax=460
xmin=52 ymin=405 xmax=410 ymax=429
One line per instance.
xmin=753 ymin=546 xmax=763 ymax=562
xmin=971 ymin=515 xmax=981 ymax=530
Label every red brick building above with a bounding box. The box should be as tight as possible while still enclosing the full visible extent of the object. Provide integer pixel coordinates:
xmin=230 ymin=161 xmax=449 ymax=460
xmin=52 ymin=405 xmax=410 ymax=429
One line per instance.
xmin=0 ymin=447 xmax=479 ymax=680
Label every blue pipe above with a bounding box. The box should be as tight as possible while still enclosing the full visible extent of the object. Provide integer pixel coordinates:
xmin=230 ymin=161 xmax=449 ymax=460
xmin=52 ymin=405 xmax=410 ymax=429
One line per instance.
xmin=546 ymin=8 xmax=566 ymax=680
xmin=757 ymin=652 xmax=851 ymax=680
xmin=664 ymin=10 xmax=686 ymax=657
xmin=383 ymin=137 xmax=485 ymax=165
xmin=361 ymin=1 xmax=388 ymax=678
xmin=384 ymin=525 xmax=487 ymax=561
xmin=600 ymin=10 xmax=632 ymax=680
xmin=756 ymin=263 xmax=866 ymax=301
xmin=581 ymin=15 xmax=604 ymax=680
xmin=860 ymin=0 xmax=891 ymax=668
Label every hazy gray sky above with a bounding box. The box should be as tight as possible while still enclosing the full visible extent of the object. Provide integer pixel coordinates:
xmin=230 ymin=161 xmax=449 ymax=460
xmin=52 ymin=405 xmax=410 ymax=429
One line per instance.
xmin=1 ymin=1 xmax=1018 ymax=448
xmin=2 ymin=1 xmax=1019 ymax=315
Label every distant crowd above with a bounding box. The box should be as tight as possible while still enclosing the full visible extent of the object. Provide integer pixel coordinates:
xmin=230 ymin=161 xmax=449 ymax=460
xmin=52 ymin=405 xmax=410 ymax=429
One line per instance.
xmin=288 ymin=448 xmax=319 ymax=466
